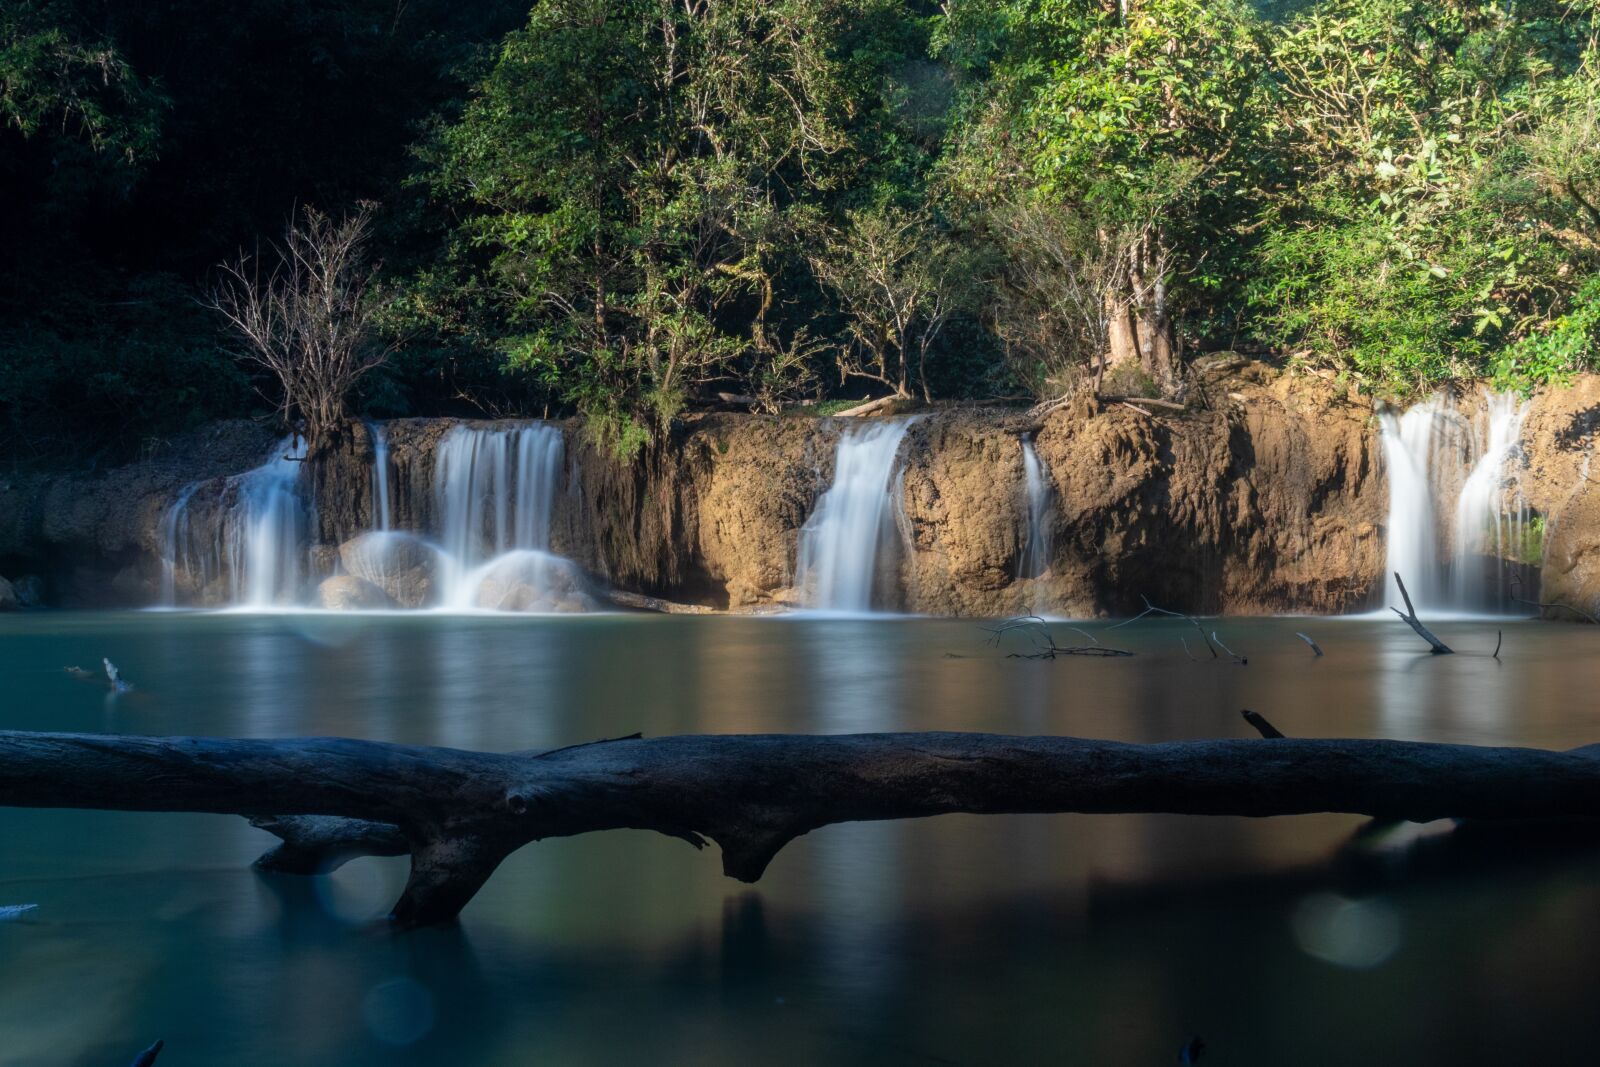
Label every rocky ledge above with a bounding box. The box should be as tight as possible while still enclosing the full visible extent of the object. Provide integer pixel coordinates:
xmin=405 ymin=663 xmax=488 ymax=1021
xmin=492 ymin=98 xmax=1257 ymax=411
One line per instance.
xmin=2 ymin=361 xmax=1596 ymax=619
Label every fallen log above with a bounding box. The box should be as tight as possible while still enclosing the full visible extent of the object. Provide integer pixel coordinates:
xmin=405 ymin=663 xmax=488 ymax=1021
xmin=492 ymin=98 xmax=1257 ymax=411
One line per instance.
xmin=834 ymin=394 xmax=902 ymax=418
xmin=4 ymin=729 xmax=1600 ymax=927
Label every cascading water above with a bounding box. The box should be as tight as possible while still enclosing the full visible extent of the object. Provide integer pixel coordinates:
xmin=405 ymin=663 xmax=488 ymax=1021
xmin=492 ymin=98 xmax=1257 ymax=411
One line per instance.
xmin=158 ymin=483 xmax=199 ymax=606
xmin=1377 ymin=399 xmax=1448 ymax=609
xmin=231 ymin=437 xmax=312 ymax=607
xmin=1018 ymin=438 xmax=1053 ymax=582
xmin=795 ymin=419 xmax=918 ymax=612
xmin=160 ymin=436 xmax=311 ymax=607
xmin=1378 ymin=391 xmax=1531 ymax=612
xmin=1451 ymin=393 xmax=1529 ymax=610
xmin=370 ymin=422 xmax=393 ymax=531
xmin=432 ymin=422 xmax=572 ymax=608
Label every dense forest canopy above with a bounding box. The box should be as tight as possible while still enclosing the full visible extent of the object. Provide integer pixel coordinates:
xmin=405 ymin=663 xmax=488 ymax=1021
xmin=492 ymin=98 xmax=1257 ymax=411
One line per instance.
xmin=5 ymin=0 xmax=1600 ymax=458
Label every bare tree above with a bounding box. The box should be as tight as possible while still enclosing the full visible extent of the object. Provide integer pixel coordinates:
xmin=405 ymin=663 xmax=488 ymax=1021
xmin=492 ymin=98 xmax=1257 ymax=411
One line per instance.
xmin=810 ymin=206 xmax=968 ymax=403
xmin=209 ymin=205 xmax=386 ymax=453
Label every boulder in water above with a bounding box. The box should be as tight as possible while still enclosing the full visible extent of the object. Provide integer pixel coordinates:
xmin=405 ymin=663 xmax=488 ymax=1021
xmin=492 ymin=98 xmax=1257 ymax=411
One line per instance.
xmin=339 ymin=531 xmax=441 ymax=608
xmin=466 ymin=550 xmax=598 ymax=613
xmin=0 ymin=576 xmax=17 ymax=612
xmin=317 ymin=575 xmax=396 ymax=610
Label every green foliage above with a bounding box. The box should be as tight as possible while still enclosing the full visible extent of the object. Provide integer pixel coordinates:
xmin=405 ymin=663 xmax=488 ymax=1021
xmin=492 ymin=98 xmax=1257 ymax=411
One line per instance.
xmin=0 ymin=0 xmax=165 ymax=164
xmin=9 ymin=0 xmax=1600 ymax=455
xmin=1494 ymin=274 xmax=1600 ymax=392
xmin=1250 ymin=0 xmax=1600 ymax=394
xmin=414 ymin=0 xmax=876 ymax=455
xmin=0 ymin=275 xmax=249 ymax=460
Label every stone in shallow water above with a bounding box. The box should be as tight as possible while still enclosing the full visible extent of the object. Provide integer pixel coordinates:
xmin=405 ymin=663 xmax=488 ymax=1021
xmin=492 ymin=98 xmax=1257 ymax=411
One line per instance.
xmin=318 ymin=575 xmax=396 ymax=611
xmin=467 ymin=550 xmax=598 ymax=613
xmin=0 ymin=576 xmax=16 ymax=612
xmin=339 ymin=531 xmax=442 ymax=608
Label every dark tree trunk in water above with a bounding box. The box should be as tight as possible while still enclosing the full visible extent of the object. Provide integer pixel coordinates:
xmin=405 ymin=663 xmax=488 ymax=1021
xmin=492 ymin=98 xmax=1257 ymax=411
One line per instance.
xmin=3 ymin=729 xmax=1600 ymax=927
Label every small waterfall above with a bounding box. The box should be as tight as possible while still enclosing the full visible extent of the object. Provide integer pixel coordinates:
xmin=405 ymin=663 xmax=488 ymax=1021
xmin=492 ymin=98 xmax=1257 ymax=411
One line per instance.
xmin=370 ymin=422 xmax=393 ymax=531
xmin=796 ymin=419 xmax=918 ymax=612
xmin=230 ymin=437 xmax=312 ymax=607
xmin=158 ymin=483 xmax=200 ymax=606
xmin=1378 ymin=399 xmax=1449 ymax=609
xmin=160 ymin=436 xmax=311 ymax=607
xmin=1018 ymin=437 xmax=1053 ymax=581
xmin=432 ymin=422 xmax=569 ymax=607
xmin=1378 ymin=391 xmax=1530 ymax=612
xmin=1451 ymin=393 xmax=1530 ymax=611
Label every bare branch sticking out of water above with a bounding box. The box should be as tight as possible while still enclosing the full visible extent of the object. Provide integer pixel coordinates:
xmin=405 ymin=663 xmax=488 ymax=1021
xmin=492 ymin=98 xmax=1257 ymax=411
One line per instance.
xmin=984 ymin=617 xmax=1133 ymax=659
xmin=1109 ymin=596 xmax=1243 ymax=662
xmin=1241 ymin=709 xmax=1285 ymax=739
xmin=1513 ymin=596 xmax=1599 ymax=625
xmin=1494 ymin=631 xmax=1503 ymax=659
xmin=1210 ymin=631 xmax=1247 ymax=665
xmin=1390 ymin=573 xmax=1455 ymax=654
xmin=1295 ymin=632 xmax=1325 ymax=656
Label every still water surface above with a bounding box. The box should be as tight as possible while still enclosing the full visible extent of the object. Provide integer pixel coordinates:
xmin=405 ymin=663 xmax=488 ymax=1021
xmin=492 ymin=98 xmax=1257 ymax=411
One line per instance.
xmin=1 ymin=613 xmax=1598 ymax=1065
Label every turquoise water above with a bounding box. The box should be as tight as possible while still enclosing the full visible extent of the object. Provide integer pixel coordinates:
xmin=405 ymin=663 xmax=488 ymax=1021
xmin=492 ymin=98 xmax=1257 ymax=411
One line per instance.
xmin=1 ymin=612 xmax=1598 ymax=1064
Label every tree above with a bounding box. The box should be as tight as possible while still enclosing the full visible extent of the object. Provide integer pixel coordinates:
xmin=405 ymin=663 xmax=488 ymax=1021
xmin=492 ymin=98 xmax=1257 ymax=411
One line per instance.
xmin=417 ymin=0 xmax=867 ymax=455
xmin=1250 ymin=0 xmax=1600 ymax=394
xmin=210 ymin=205 xmax=387 ymax=454
xmin=941 ymin=0 xmax=1273 ymax=396
xmin=809 ymin=206 xmax=970 ymax=402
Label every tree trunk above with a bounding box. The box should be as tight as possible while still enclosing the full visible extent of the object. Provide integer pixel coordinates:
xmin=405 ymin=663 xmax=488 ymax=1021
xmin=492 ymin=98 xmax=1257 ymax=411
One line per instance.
xmin=1127 ymin=236 xmax=1179 ymax=394
xmin=1103 ymin=289 xmax=1142 ymax=375
xmin=3 ymin=729 xmax=1600 ymax=927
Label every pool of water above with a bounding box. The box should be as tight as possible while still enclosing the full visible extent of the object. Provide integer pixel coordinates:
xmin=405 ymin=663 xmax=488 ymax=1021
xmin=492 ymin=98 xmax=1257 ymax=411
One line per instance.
xmin=1 ymin=612 xmax=1598 ymax=1064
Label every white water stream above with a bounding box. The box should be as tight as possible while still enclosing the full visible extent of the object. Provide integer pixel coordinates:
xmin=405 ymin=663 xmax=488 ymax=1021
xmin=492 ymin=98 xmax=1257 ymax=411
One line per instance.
xmin=1378 ymin=391 xmax=1531 ymax=613
xmin=795 ymin=419 xmax=919 ymax=612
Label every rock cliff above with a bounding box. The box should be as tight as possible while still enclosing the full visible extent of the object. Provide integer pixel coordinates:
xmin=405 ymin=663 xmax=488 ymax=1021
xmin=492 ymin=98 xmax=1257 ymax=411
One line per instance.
xmin=3 ymin=362 xmax=1595 ymax=617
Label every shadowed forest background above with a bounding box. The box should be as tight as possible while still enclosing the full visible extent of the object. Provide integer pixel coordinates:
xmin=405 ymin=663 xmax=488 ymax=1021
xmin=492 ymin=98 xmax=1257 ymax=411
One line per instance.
xmin=7 ymin=0 xmax=1600 ymax=461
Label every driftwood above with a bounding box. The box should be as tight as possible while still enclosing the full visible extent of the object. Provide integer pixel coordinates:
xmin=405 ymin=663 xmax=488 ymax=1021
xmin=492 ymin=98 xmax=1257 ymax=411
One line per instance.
xmin=1390 ymin=572 xmax=1454 ymax=654
xmin=4 ymin=729 xmax=1600 ymax=928
xmin=1240 ymin=709 xmax=1285 ymax=739
xmin=985 ymin=617 xmax=1134 ymax=658
xmin=1104 ymin=394 xmax=1186 ymax=412
xmin=1295 ymin=631 xmax=1325 ymax=657
xmin=835 ymin=395 xmax=901 ymax=418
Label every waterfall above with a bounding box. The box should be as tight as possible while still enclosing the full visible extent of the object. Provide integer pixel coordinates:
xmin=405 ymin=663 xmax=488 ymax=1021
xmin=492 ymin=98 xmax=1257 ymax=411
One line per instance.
xmin=795 ymin=419 xmax=918 ymax=612
xmin=432 ymin=422 xmax=569 ymax=607
xmin=230 ymin=437 xmax=312 ymax=607
xmin=158 ymin=483 xmax=200 ymax=606
xmin=370 ymin=422 xmax=393 ymax=532
xmin=1451 ymin=393 xmax=1530 ymax=611
xmin=159 ymin=436 xmax=311 ymax=607
xmin=1018 ymin=438 xmax=1053 ymax=582
xmin=1378 ymin=391 xmax=1529 ymax=612
xmin=1378 ymin=399 xmax=1449 ymax=609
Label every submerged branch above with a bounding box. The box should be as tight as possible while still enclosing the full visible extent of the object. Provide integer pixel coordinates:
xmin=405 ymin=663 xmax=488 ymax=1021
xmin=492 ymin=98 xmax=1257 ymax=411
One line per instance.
xmin=4 ymin=729 xmax=1600 ymax=927
xmin=1390 ymin=572 xmax=1454 ymax=654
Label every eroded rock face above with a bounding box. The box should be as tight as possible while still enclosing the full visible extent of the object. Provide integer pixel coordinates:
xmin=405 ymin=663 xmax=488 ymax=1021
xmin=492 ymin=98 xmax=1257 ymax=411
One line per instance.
xmin=317 ymin=574 xmax=396 ymax=610
xmin=10 ymin=362 xmax=1591 ymax=617
xmin=0 ymin=577 xmax=17 ymax=612
xmin=1518 ymin=377 xmax=1600 ymax=621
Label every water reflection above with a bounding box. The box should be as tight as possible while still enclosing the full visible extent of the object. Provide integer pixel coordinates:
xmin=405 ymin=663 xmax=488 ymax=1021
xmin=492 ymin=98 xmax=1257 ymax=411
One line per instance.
xmin=2 ymin=613 xmax=1600 ymax=1063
